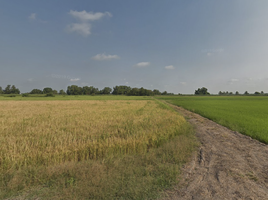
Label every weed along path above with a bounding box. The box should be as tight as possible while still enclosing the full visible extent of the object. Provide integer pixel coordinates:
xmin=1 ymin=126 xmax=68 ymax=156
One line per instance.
xmin=164 ymin=103 xmax=268 ymax=200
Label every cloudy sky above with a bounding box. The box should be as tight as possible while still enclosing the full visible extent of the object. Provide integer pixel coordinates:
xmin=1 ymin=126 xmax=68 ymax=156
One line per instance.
xmin=1 ymin=0 xmax=268 ymax=94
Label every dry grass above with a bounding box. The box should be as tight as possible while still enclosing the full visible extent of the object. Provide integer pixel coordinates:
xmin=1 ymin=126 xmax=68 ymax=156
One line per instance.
xmin=0 ymin=100 xmax=197 ymax=199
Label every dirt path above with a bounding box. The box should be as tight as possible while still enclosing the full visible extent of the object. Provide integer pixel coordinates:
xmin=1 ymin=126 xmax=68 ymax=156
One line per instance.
xmin=163 ymin=104 xmax=268 ymax=200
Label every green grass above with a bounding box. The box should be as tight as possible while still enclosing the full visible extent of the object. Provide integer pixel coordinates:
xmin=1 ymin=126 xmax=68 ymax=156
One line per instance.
xmin=157 ymin=96 xmax=268 ymax=144
xmin=0 ymin=94 xmax=152 ymax=101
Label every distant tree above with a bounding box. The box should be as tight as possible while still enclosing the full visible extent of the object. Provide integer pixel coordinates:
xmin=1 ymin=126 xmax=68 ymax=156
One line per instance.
xmin=229 ymin=92 xmax=233 ymax=95
xmin=90 ymin=86 xmax=99 ymax=95
xmin=4 ymin=85 xmax=11 ymax=94
xmin=161 ymin=91 xmax=168 ymax=95
xmin=43 ymin=87 xmax=53 ymax=94
xmin=0 ymin=86 xmax=3 ymax=94
xmin=244 ymin=91 xmax=249 ymax=95
xmin=4 ymin=85 xmax=20 ymax=94
xmin=82 ymin=86 xmax=91 ymax=95
xmin=128 ymin=87 xmax=140 ymax=96
xmin=59 ymin=89 xmax=66 ymax=95
xmin=254 ymin=91 xmax=260 ymax=95
xmin=153 ymin=89 xmax=161 ymax=95
xmin=100 ymin=87 xmax=112 ymax=95
xmin=67 ymin=85 xmax=83 ymax=95
xmin=52 ymin=90 xmax=58 ymax=95
xmin=261 ymin=91 xmax=264 ymax=94
xmin=235 ymin=91 xmax=239 ymax=95
xmin=30 ymin=89 xmax=43 ymax=94
xmin=218 ymin=91 xmax=223 ymax=95
xmin=195 ymin=87 xmax=210 ymax=95
xmin=11 ymin=85 xmax=20 ymax=94
xmin=112 ymin=86 xmax=131 ymax=95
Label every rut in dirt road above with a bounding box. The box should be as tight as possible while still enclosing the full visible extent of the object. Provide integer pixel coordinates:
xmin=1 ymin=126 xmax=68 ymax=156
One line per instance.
xmin=163 ymin=104 xmax=268 ymax=200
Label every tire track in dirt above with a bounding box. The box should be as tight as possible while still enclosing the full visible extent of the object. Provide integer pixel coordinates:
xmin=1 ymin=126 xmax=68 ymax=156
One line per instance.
xmin=163 ymin=104 xmax=268 ymax=200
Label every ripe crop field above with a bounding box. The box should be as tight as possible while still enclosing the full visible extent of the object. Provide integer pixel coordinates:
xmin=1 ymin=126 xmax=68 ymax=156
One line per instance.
xmin=157 ymin=96 xmax=268 ymax=144
xmin=0 ymin=99 xmax=196 ymax=199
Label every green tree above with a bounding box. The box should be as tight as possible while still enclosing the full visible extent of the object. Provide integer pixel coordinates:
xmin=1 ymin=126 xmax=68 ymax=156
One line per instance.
xmin=59 ymin=89 xmax=66 ymax=95
xmin=30 ymin=89 xmax=43 ymax=94
xmin=67 ymin=85 xmax=83 ymax=95
xmin=128 ymin=88 xmax=140 ymax=96
xmin=43 ymin=87 xmax=53 ymax=94
xmin=4 ymin=85 xmax=11 ymax=94
xmin=244 ymin=91 xmax=249 ymax=95
xmin=100 ymin=87 xmax=112 ymax=94
xmin=112 ymin=86 xmax=131 ymax=95
xmin=153 ymin=89 xmax=161 ymax=95
xmin=4 ymin=85 xmax=20 ymax=94
xmin=195 ymin=87 xmax=210 ymax=95
xmin=0 ymin=86 xmax=4 ymax=94
xmin=161 ymin=91 xmax=168 ymax=95
xmin=254 ymin=91 xmax=260 ymax=95
xmin=52 ymin=90 xmax=58 ymax=95
xmin=235 ymin=91 xmax=239 ymax=95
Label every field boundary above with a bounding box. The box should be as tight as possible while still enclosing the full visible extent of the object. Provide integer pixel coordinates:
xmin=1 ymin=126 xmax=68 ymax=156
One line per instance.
xmin=162 ymin=103 xmax=268 ymax=200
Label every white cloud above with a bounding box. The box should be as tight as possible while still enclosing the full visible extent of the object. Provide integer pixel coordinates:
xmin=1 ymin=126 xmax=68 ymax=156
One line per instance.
xmin=28 ymin=13 xmax=47 ymax=23
xmin=70 ymin=78 xmax=80 ymax=82
xmin=134 ymin=62 xmax=150 ymax=68
xmin=28 ymin=13 xmax=36 ymax=20
xmin=67 ymin=23 xmax=91 ymax=36
xmin=165 ymin=65 xmax=175 ymax=70
xmin=92 ymin=53 xmax=120 ymax=60
xmin=69 ymin=10 xmax=112 ymax=21
xmin=180 ymin=82 xmax=187 ymax=85
xmin=67 ymin=10 xmax=112 ymax=37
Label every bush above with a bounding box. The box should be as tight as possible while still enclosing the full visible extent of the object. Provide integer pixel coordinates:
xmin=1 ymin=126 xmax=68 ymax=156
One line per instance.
xmin=46 ymin=93 xmax=55 ymax=97
xmin=22 ymin=93 xmax=29 ymax=97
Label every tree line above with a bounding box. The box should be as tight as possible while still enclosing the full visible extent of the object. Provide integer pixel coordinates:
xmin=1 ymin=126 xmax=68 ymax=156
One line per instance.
xmin=0 ymin=85 xmax=173 ymax=96
xmin=194 ymin=87 xmax=267 ymax=95
xmin=218 ymin=91 xmax=267 ymax=95
xmin=0 ymin=85 xmax=20 ymax=94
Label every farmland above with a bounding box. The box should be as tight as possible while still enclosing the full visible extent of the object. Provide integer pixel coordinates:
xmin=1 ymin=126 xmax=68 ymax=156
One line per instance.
xmin=157 ymin=96 xmax=268 ymax=144
xmin=0 ymin=99 xmax=197 ymax=199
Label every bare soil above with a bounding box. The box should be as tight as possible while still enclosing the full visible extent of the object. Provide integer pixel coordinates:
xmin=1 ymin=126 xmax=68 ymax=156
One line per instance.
xmin=163 ymin=104 xmax=268 ymax=200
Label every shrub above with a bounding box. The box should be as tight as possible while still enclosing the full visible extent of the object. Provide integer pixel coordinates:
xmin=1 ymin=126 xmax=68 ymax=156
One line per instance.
xmin=46 ymin=93 xmax=55 ymax=97
xmin=22 ymin=93 xmax=29 ymax=97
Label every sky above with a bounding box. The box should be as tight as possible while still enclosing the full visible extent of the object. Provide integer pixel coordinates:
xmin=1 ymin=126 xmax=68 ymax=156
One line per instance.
xmin=1 ymin=0 xmax=268 ymax=94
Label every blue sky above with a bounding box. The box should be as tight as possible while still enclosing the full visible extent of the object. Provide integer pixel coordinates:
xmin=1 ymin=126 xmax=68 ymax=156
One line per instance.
xmin=1 ymin=0 xmax=268 ymax=94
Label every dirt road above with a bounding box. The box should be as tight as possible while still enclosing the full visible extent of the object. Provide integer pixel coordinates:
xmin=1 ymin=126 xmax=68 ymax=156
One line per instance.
xmin=164 ymin=104 xmax=268 ymax=200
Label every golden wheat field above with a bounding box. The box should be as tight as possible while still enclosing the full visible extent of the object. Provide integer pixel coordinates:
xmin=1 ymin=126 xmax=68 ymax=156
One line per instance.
xmin=0 ymin=100 xmax=188 ymax=171
xmin=0 ymin=99 xmax=197 ymax=199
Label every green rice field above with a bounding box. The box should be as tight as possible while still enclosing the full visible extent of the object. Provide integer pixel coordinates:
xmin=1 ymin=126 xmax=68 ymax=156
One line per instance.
xmin=157 ymin=96 xmax=268 ymax=144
